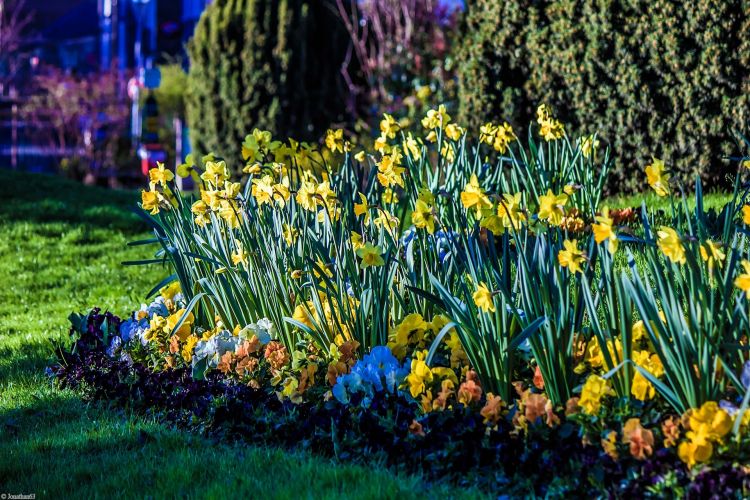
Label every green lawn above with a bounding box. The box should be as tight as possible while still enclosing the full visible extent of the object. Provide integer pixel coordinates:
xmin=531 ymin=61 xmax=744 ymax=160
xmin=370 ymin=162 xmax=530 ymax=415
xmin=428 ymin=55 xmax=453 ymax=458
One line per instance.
xmin=0 ymin=170 xmax=479 ymax=499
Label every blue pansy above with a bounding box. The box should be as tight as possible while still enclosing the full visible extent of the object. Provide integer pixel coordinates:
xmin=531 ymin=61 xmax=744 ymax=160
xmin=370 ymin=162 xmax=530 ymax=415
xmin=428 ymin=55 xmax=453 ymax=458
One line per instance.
xmin=332 ymin=346 xmax=408 ymax=407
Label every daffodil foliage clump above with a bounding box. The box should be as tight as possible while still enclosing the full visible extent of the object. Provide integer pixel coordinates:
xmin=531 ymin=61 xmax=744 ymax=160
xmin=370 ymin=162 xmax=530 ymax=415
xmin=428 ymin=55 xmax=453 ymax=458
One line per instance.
xmin=54 ymin=105 xmax=750 ymax=495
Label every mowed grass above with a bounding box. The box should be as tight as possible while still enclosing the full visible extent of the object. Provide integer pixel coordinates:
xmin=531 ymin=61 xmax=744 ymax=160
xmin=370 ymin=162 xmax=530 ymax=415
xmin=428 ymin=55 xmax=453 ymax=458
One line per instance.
xmin=0 ymin=170 xmax=480 ymax=499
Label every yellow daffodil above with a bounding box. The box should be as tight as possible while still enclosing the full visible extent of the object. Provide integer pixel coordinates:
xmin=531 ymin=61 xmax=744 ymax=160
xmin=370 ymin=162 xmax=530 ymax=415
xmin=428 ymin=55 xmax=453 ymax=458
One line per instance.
xmin=353 ymin=193 xmax=370 ymax=225
xmin=537 ymin=189 xmax=568 ymax=226
xmin=473 ymin=282 xmax=495 ymax=313
xmin=700 ymin=240 xmax=725 ymax=273
xmin=324 ymin=129 xmax=344 ymax=153
xmin=141 ymin=189 xmax=160 ymax=215
xmin=356 ymin=243 xmax=384 ymax=268
xmin=148 ymin=162 xmax=174 ymax=186
xmin=376 ymin=151 xmax=406 ymax=188
xmin=296 ymin=180 xmax=318 ymax=212
xmin=460 ymin=174 xmax=492 ymax=216
xmin=380 ymin=113 xmax=400 ymax=139
xmin=734 ymin=260 xmax=750 ymax=298
xmin=657 ymin=226 xmax=685 ymax=265
xmin=251 ymin=175 xmax=275 ymax=207
xmin=645 ymin=158 xmax=670 ymax=197
xmin=350 ymin=231 xmax=364 ymax=252
xmin=219 ymin=200 xmax=240 ymax=229
xmin=558 ymin=239 xmax=586 ymax=274
xmin=592 ymin=207 xmax=618 ymax=254
xmin=231 ymin=241 xmax=249 ymax=268
xmin=421 ymin=104 xmax=451 ymax=130
xmin=445 ymin=123 xmax=464 ymax=141
xmin=403 ymin=134 xmax=421 ymax=160
xmin=201 ymin=160 xmax=229 ymax=186
xmin=382 ymin=187 xmax=398 ymax=204
xmin=492 ymin=122 xmax=516 ymax=153
xmin=242 ymin=162 xmax=261 ymax=175
xmin=373 ymin=210 xmax=399 ymax=231
xmin=742 ymin=205 xmax=750 ymax=225
xmin=412 ymin=199 xmax=436 ymax=234
xmin=282 ymin=224 xmax=299 ymax=246
xmin=580 ymin=135 xmax=599 ymax=158
xmin=631 ymin=350 xmax=664 ymax=401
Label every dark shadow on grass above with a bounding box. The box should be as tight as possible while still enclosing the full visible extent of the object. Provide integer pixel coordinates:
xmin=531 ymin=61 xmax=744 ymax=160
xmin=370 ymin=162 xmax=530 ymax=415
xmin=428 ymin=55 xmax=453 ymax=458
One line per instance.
xmin=0 ymin=342 xmax=56 ymax=382
xmin=0 ymin=170 xmax=148 ymax=235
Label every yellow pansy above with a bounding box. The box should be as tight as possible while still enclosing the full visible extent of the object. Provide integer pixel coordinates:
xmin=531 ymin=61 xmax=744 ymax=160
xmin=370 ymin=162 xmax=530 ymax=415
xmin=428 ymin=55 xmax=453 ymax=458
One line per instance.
xmin=405 ymin=350 xmax=433 ymax=398
xmin=579 ymin=374 xmax=614 ymax=415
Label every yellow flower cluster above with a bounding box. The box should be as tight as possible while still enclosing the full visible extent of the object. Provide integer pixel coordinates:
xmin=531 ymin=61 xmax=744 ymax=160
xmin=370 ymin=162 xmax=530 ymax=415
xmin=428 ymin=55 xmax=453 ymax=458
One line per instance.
xmin=141 ymin=162 xmax=178 ymax=215
xmin=479 ymin=122 xmax=516 ymax=154
xmin=536 ymin=104 xmax=565 ymax=141
xmin=579 ymin=374 xmax=614 ymax=415
xmin=188 ymin=160 xmax=245 ymax=228
xmin=388 ymin=313 xmax=466 ymax=369
xmin=292 ymin=290 xmax=359 ymax=346
xmin=479 ymin=193 xmax=526 ymax=233
xmin=678 ymin=401 xmax=733 ymax=468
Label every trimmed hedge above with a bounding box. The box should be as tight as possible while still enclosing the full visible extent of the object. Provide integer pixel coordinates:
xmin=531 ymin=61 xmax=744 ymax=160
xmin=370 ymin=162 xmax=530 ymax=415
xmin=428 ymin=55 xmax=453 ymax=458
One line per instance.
xmin=456 ymin=0 xmax=750 ymax=192
xmin=186 ymin=0 xmax=353 ymax=165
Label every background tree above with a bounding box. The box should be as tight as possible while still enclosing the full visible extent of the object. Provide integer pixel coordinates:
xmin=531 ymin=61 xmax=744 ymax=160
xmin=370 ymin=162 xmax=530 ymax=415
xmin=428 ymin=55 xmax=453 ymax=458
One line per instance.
xmin=0 ymin=0 xmax=32 ymax=95
xmin=186 ymin=0 xmax=354 ymax=166
xmin=456 ymin=0 xmax=750 ymax=193
xmin=21 ymin=66 xmax=130 ymax=183
xmin=334 ymin=0 xmax=458 ymax=116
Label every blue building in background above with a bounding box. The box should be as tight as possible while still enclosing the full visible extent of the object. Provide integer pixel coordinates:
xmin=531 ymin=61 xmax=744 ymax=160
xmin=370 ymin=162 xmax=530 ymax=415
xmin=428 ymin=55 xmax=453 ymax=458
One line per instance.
xmin=0 ymin=0 xmax=210 ymax=173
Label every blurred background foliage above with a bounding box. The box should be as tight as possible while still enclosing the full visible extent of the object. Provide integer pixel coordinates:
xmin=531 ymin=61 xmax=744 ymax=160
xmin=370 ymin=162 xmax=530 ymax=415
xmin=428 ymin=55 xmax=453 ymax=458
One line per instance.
xmin=456 ymin=0 xmax=750 ymax=193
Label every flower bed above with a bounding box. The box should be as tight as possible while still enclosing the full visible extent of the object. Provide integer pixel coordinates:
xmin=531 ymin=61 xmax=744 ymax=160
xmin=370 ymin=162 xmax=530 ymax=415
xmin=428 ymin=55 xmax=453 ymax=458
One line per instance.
xmin=51 ymin=106 xmax=750 ymax=495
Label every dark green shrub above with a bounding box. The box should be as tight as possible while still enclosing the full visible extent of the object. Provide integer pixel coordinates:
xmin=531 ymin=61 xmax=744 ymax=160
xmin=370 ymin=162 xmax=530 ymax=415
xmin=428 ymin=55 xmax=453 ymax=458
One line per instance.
xmin=457 ymin=0 xmax=750 ymax=192
xmin=186 ymin=0 xmax=353 ymax=165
